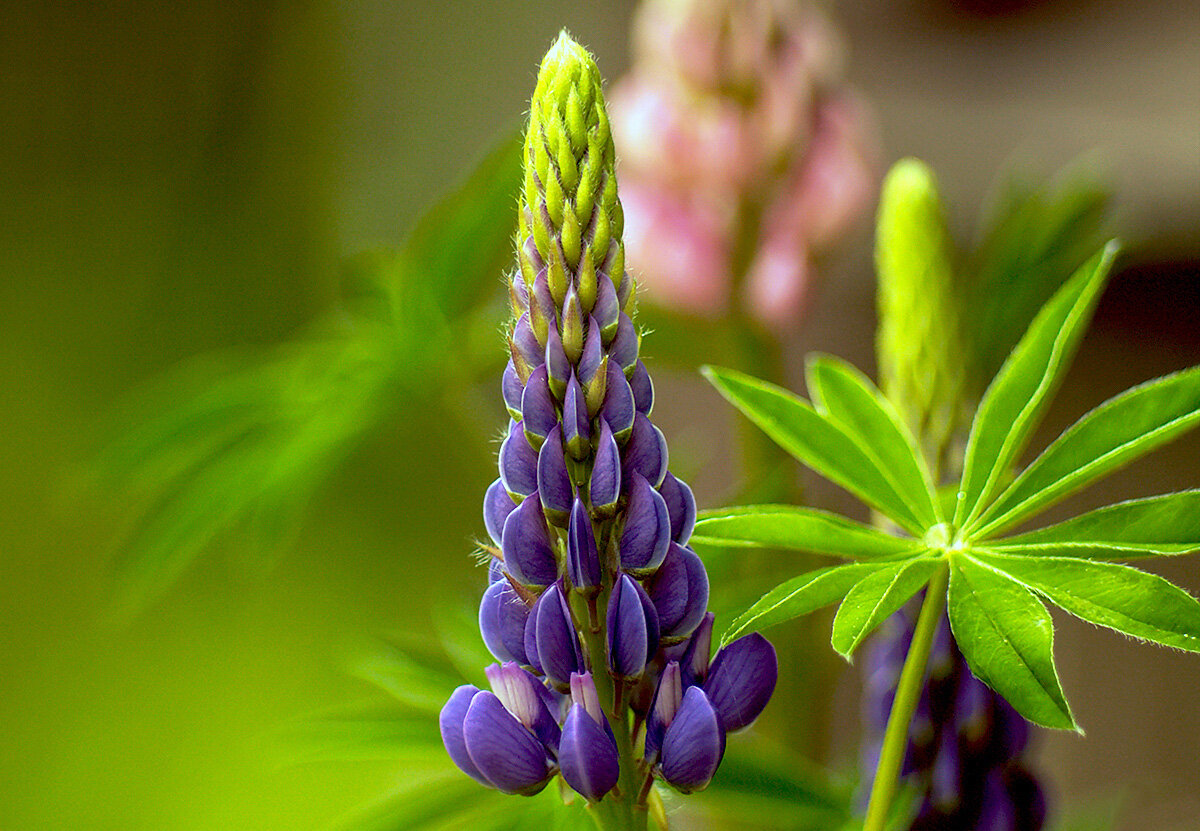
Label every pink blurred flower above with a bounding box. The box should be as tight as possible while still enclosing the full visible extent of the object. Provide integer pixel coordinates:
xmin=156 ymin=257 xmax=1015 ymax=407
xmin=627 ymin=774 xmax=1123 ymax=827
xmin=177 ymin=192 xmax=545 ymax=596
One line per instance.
xmin=610 ymin=0 xmax=878 ymax=329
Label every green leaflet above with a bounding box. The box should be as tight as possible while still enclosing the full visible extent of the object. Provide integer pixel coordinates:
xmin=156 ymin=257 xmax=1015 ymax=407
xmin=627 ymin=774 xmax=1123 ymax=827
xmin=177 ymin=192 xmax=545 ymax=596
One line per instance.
xmin=990 ymin=491 xmax=1200 ymax=559
xmin=974 ymin=366 xmax=1200 ymax=537
xmin=955 ymin=243 xmax=1118 ymax=531
xmin=692 ymin=505 xmax=916 ymax=559
xmin=702 ymin=366 xmax=927 ymax=535
xmin=831 ymin=558 xmax=939 ymax=660
xmin=947 ymin=554 xmax=1077 ymax=731
xmin=806 ymin=355 xmax=941 ymax=528
xmin=973 ymin=550 xmax=1200 ymax=652
xmin=721 ymin=562 xmax=895 ymax=646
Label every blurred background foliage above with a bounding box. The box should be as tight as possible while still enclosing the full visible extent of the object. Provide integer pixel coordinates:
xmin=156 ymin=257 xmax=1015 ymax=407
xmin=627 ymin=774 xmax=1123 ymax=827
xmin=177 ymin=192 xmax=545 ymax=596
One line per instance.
xmin=1 ymin=1 xmax=1197 ymax=829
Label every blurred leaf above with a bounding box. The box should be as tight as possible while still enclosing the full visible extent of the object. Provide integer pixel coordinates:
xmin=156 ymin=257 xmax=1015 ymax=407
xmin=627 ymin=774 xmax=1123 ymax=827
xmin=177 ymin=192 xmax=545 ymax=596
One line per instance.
xmin=692 ymin=505 xmax=916 ymax=559
xmin=975 ymin=366 xmax=1200 ymax=537
xmin=973 ymin=550 xmax=1200 ymax=652
xmin=947 ymin=554 xmax=1077 ymax=731
xmin=831 ymin=558 xmax=938 ymax=661
xmin=702 ymin=365 xmax=926 ymax=535
xmin=955 ymin=244 xmax=1118 ymax=531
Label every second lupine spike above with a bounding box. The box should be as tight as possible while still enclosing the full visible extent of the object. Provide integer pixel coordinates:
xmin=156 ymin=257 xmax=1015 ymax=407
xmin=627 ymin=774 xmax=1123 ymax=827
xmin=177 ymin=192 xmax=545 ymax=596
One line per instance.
xmin=440 ymin=32 xmax=777 ymax=814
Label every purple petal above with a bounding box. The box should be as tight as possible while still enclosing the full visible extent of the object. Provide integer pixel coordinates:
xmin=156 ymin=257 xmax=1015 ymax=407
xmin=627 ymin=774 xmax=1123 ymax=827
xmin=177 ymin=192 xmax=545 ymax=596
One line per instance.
xmin=609 ymin=313 xmax=639 ymax=373
xmin=606 ymin=574 xmax=654 ymax=679
xmin=704 ymin=634 xmax=778 ymax=732
xmin=483 ymin=478 xmax=516 ymax=547
xmin=499 ymin=419 xmax=538 ymax=500
xmin=512 ymin=312 xmax=542 ymax=371
xmin=502 ymin=360 xmax=524 ymax=420
xmin=463 ymin=691 xmax=553 ymax=795
xmin=567 ymin=498 xmax=601 ymax=591
xmin=545 ymin=325 xmax=570 ymax=400
xmin=645 ymin=543 xmax=709 ymax=641
xmin=679 ymin=612 xmax=714 ymax=689
xmin=659 ymin=686 xmax=725 ymax=793
xmin=630 ymin=360 xmax=654 ymax=416
xmin=479 ymin=580 xmax=517 ymax=663
xmin=440 ymin=685 xmax=491 ymax=786
xmin=645 ymin=661 xmax=682 ymax=763
xmin=536 ymin=425 xmax=572 ymax=527
xmin=559 ymin=704 xmax=619 ymax=801
xmin=529 ymin=268 xmax=556 ymax=344
xmin=521 ymin=364 xmax=557 ymax=450
xmin=534 ymin=584 xmax=582 ymax=688
xmin=563 ymin=373 xmax=590 ymax=460
xmin=618 ymin=473 xmax=671 ymax=576
xmin=501 ymin=496 xmax=557 ymax=587
xmin=616 ymin=270 xmax=633 ymax=310
xmin=622 ymin=413 xmax=668 ymax=488
xmin=600 ymin=359 xmax=635 ymax=443
xmin=593 ymin=272 xmax=620 ymax=343
xmin=485 ymin=662 xmax=561 ymax=755
xmin=487 ymin=556 xmax=505 ymax=584
xmin=569 ymin=672 xmax=605 ymax=725
xmin=658 ymin=473 xmax=696 ymax=544
xmin=577 ymin=316 xmax=603 ymax=387
xmin=589 ymin=421 xmax=621 ymax=514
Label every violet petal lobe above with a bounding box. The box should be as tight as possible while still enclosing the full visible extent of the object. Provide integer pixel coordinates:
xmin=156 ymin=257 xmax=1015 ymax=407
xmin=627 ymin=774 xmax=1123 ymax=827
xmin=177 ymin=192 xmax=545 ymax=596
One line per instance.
xmin=644 ymin=541 xmax=709 ymax=640
xmin=495 ymin=581 xmax=533 ymax=665
xmin=679 ymin=612 xmax=714 ymax=689
xmin=545 ymin=325 xmax=571 ymax=400
xmin=609 ymin=313 xmax=639 ymax=373
xmin=440 ymin=685 xmax=491 ymax=787
xmin=606 ymin=574 xmax=657 ymax=679
xmin=485 ymin=662 xmax=561 ymax=756
xmin=462 ymin=690 xmax=553 ymax=795
xmin=630 ymin=360 xmax=654 ymax=415
xmin=593 ymin=270 xmax=621 ymax=342
xmin=521 ymin=364 xmax=558 ymax=450
xmin=534 ymin=584 xmax=582 ymax=688
xmin=536 ymin=425 xmax=573 ymax=527
xmin=658 ymin=472 xmax=696 ymax=544
xmin=501 ymin=495 xmax=557 ymax=587
xmin=659 ymin=686 xmax=725 ymax=794
xmin=566 ymin=498 xmax=601 ymax=591
xmin=562 ymin=373 xmax=590 ymax=460
xmin=502 ymin=360 xmax=524 ymax=420
xmin=483 ymin=478 xmax=517 ymax=547
xmin=479 ymin=580 xmax=516 ymax=663
xmin=578 ymin=316 xmax=603 ymax=387
xmin=559 ymin=704 xmax=620 ymax=801
xmin=622 ymin=412 xmax=668 ymax=488
xmin=589 ymin=420 xmax=622 ymax=514
xmin=512 ymin=312 xmax=542 ymax=371
xmin=618 ymin=473 xmax=671 ymax=576
xmin=645 ymin=661 xmax=682 ymax=763
xmin=601 ymin=359 xmax=636 ymax=444
xmin=704 ymin=633 xmax=778 ymax=732
xmin=499 ymin=419 xmax=538 ymax=500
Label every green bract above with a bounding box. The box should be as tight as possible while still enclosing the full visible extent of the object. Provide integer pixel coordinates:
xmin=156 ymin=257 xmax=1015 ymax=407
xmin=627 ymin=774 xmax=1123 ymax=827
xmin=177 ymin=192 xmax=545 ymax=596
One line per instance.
xmin=699 ymin=237 xmax=1200 ymax=732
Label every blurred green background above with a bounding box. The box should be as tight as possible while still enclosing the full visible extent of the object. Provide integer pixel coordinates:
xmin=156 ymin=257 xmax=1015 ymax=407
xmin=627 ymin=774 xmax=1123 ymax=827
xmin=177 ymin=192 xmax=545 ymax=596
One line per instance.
xmin=1 ymin=1 xmax=1197 ymax=829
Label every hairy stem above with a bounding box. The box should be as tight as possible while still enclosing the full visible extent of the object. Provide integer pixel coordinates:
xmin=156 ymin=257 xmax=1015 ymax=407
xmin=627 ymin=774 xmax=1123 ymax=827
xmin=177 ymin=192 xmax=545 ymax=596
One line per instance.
xmin=863 ymin=561 xmax=950 ymax=831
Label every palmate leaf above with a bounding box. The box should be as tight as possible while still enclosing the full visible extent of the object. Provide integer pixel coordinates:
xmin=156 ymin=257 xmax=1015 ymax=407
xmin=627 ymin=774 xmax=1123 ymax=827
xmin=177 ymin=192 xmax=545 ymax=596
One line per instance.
xmin=831 ymin=558 xmax=940 ymax=661
xmin=972 ymin=550 xmax=1200 ymax=652
xmin=692 ymin=505 xmax=917 ymax=560
xmin=805 ymin=355 xmax=941 ymax=528
xmin=955 ymin=242 xmax=1118 ymax=531
xmin=702 ymin=366 xmax=928 ymax=535
xmin=947 ymin=553 xmax=1077 ymax=731
xmin=990 ymin=491 xmax=1200 ymax=559
xmin=973 ymin=366 xmax=1200 ymax=537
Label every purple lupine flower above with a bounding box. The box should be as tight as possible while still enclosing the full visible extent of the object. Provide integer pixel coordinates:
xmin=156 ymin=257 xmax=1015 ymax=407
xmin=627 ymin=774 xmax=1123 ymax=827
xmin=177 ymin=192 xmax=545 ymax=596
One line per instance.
xmin=863 ymin=599 xmax=1047 ymax=830
xmin=439 ymin=32 xmax=776 ymax=809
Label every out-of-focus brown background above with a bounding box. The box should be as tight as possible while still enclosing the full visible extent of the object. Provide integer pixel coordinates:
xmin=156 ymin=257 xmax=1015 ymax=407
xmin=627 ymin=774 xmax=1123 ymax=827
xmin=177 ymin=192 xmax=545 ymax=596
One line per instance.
xmin=1 ymin=1 xmax=1196 ymax=828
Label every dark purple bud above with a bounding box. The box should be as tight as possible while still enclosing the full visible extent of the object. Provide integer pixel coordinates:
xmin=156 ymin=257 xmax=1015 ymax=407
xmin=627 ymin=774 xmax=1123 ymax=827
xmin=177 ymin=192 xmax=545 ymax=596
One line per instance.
xmin=659 ymin=686 xmax=725 ymax=793
xmin=630 ymin=360 xmax=654 ymax=415
xmin=929 ymin=723 xmax=961 ymax=811
xmin=563 ymin=373 xmax=590 ymax=460
xmin=679 ymin=613 xmax=714 ymax=688
xmin=601 ymin=360 xmax=635 ymax=443
xmin=658 ymin=473 xmax=696 ymax=544
xmin=440 ymin=684 xmax=491 ymax=787
xmin=618 ymin=473 xmax=671 ymax=576
xmin=479 ymin=579 xmax=531 ymax=664
xmin=993 ymin=695 xmax=1030 ymax=758
xmin=609 ymin=313 xmax=639 ymax=373
xmin=607 ymin=574 xmax=659 ymax=679
xmin=533 ymin=584 xmax=583 ymax=688
xmin=559 ymin=704 xmax=620 ymax=801
xmin=502 ymin=360 xmax=524 ymax=420
xmin=521 ymin=365 xmax=557 ymax=450
xmin=483 ymin=478 xmax=516 ymax=547
xmin=956 ymin=670 xmax=990 ymax=748
xmin=485 ymin=662 xmax=561 ymax=755
xmin=513 ymin=313 xmax=542 ymax=371
xmin=545 ymin=325 xmax=570 ymax=400
xmin=499 ymin=419 xmax=538 ymax=500
xmin=593 ymin=272 xmax=620 ymax=342
xmin=567 ymin=498 xmax=601 ymax=591
xmin=645 ymin=661 xmax=682 ymax=763
xmin=622 ymin=413 xmax=668 ymax=488
xmin=578 ymin=317 xmax=603 ymax=387
xmin=645 ymin=543 xmax=710 ymax=642
xmin=501 ymin=495 xmax=557 ymax=587
xmin=462 ymin=691 xmax=553 ymax=795
xmin=704 ymin=634 xmax=777 ymax=732
xmin=537 ymin=425 xmax=572 ymax=527
xmin=589 ymin=421 xmax=621 ymax=515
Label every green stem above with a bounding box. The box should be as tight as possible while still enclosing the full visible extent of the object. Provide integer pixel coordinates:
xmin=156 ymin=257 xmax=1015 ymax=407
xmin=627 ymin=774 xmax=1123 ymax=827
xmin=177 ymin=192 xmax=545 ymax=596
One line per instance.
xmin=862 ymin=561 xmax=950 ymax=831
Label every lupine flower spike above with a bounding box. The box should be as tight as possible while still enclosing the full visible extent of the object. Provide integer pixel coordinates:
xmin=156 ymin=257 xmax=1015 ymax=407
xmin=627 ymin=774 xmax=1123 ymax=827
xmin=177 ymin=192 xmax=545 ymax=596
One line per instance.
xmin=439 ymin=32 xmax=777 ymax=826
